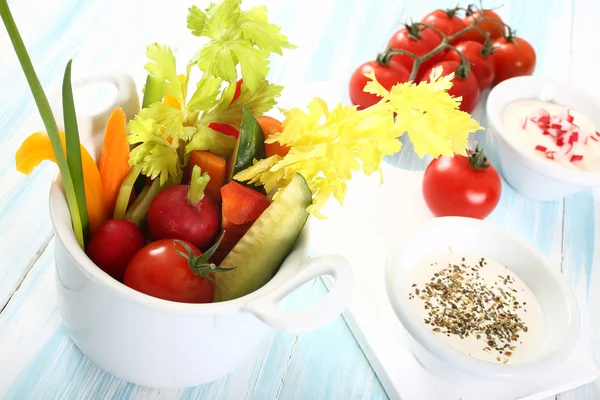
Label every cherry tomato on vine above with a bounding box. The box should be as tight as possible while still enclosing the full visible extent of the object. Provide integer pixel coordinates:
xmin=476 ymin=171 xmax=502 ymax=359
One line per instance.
xmin=462 ymin=9 xmax=505 ymax=43
xmin=349 ymin=60 xmax=410 ymax=110
xmin=445 ymin=40 xmax=495 ymax=90
xmin=123 ymin=239 xmax=222 ymax=303
xmin=422 ymin=145 xmax=501 ymax=220
xmin=387 ymin=24 xmax=444 ymax=80
xmin=421 ymin=9 xmax=468 ymax=43
xmin=419 ymin=60 xmax=480 ymax=114
xmin=491 ymin=35 xmax=536 ymax=85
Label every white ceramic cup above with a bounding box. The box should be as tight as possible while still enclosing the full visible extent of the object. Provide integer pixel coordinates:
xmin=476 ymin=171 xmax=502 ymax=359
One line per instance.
xmin=385 ymin=216 xmax=580 ymax=383
xmin=485 ymin=75 xmax=600 ymax=201
xmin=48 ymin=73 xmax=355 ymax=389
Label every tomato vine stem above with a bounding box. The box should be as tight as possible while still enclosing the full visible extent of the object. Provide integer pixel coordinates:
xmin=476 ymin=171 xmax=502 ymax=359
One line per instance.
xmin=377 ymin=4 xmax=514 ymax=83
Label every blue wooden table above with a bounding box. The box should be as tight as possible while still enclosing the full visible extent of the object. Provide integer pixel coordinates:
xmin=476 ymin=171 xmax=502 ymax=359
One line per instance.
xmin=1 ymin=0 xmax=599 ymax=398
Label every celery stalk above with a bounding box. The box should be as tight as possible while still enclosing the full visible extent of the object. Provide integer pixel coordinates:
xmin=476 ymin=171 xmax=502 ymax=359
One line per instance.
xmin=0 ymin=0 xmax=86 ymax=248
xmin=125 ymin=178 xmax=162 ymax=227
xmin=63 ymin=59 xmax=90 ymax=243
xmin=113 ymin=165 xmax=142 ymax=220
xmin=141 ymin=75 xmax=165 ymax=108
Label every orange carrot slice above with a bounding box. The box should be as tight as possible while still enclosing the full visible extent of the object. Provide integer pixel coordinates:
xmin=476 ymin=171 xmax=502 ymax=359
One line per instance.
xmin=189 ymin=150 xmax=227 ymax=202
xmin=99 ymin=108 xmax=132 ymax=215
xmin=16 ymin=131 xmax=109 ymax=234
xmin=256 ymin=115 xmax=290 ymax=158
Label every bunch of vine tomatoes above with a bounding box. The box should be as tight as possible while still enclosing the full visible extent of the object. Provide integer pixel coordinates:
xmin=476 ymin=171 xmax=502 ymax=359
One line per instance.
xmin=349 ymin=5 xmax=536 ymax=114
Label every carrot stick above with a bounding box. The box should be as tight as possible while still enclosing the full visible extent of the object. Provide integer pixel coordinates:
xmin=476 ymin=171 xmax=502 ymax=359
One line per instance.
xmin=16 ymin=131 xmax=109 ymax=234
xmin=256 ymin=115 xmax=289 ymax=158
xmin=99 ymin=108 xmax=132 ymax=215
xmin=189 ymin=150 xmax=226 ymax=202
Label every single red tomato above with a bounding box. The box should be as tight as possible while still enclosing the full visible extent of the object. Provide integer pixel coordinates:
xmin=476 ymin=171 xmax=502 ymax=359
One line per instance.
xmin=349 ymin=60 xmax=410 ymax=110
xmin=387 ymin=24 xmax=445 ymax=80
xmin=445 ymin=40 xmax=495 ymax=90
xmin=419 ymin=60 xmax=480 ymax=114
xmin=123 ymin=238 xmax=226 ymax=303
xmin=462 ymin=9 xmax=505 ymax=43
xmin=86 ymin=219 xmax=145 ymax=281
xmin=491 ymin=35 xmax=536 ymax=85
xmin=422 ymin=145 xmax=501 ymax=220
xmin=421 ymin=9 xmax=468 ymax=43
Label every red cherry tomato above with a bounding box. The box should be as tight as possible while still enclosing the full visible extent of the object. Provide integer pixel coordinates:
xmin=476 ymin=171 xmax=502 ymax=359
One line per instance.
xmin=86 ymin=219 xmax=145 ymax=281
xmin=419 ymin=60 xmax=480 ymax=114
xmin=123 ymin=239 xmax=217 ymax=303
xmin=445 ymin=40 xmax=495 ymax=90
xmin=349 ymin=60 xmax=410 ymax=110
xmin=422 ymin=146 xmax=501 ymax=220
xmin=421 ymin=9 xmax=468 ymax=43
xmin=462 ymin=9 xmax=505 ymax=43
xmin=387 ymin=25 xmax=444 ymax=80
xmin=491 ymin=36 xmax=536 ymax=85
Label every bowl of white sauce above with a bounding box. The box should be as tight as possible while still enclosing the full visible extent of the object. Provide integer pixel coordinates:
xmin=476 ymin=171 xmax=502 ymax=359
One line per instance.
xmin=385 ymin=216 xmax=580 ymax=382
xmin=486 ymin=75 xmax=600 ymax=201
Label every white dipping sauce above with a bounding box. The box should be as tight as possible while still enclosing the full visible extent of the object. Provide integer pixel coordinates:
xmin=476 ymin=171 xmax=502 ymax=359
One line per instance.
xmin=407 ymin=249 xmax=545 ymax=364
xmin=501 ymin=99 xmax=600 ymax=172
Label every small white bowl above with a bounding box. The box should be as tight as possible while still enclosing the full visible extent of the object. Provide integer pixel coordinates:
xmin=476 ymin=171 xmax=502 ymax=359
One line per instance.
xmin=385 ymin=217 xmax=580 ymax=382
xmin=486 ymin=75 xmax=600 ymax=201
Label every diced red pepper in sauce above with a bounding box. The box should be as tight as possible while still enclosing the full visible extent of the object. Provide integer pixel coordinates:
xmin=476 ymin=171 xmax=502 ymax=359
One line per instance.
xmin=570 ymin=155 xmax=584 ymax=162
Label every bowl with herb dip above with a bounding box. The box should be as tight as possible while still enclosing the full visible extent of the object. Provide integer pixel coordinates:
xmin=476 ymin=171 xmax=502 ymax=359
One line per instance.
xmin=385 ymin=216 xmax=580 ymax=382
xmin=486 ymin=75 xmax=600 ymax=201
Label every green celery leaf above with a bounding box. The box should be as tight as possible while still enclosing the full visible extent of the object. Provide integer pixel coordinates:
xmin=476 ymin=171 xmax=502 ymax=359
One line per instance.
xmin=144 ymin=43 xmax=184 ymax=106
xmin=127 ymin=115 xmax=180 ymax=186
xmin=186 ymin=74 xmax=223 ymax=114
xmin=187 ymin=0 xmax=294 ymax=94
xmin=196 ymin=42 xmax=237 ymax=84
xmin=239 ymin=6 xmax=296 ymax=55
xmin=185 ymin=124 xmax=236 ymax=159
xmin=201 ymin=0 xmax=241 ymax=41
xmin=205 ymin=80 xmax=283 ymax=129
xmin=138 ymin=102 xmax=184 ymax=140
xmin=229 ymin=40 xmax=270 ymax=93
xmin=186 ymin=5 xmax=208 ymax=36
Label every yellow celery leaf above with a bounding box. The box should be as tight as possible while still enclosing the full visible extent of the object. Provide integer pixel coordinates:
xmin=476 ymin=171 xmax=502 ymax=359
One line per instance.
xmin=235 ymin=70 xmax=481 ymax=217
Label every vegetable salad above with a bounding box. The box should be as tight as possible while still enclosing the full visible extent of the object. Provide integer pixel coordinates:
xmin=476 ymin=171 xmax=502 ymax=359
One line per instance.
xmin=4 ymin=0 xmax=482 ymax=304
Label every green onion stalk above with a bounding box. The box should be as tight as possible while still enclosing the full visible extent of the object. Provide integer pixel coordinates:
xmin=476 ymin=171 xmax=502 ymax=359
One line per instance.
xmin=0 ymin=0 xmax=89 ymax=249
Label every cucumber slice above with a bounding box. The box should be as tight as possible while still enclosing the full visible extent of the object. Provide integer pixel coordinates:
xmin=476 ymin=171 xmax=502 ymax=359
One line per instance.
xmin=227 ymin=107 xmax=266 ymax=183
xmin=213 ymin=173 xmax=312 ymax=302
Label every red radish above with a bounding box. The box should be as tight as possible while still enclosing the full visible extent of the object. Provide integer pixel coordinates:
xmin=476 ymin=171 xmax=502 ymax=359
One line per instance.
xmin=147 ymin=166 xmax=220 ymax=250
xmin=535 ymin=145 xmax=547 ymax=152
xmin=86 ymin=219 xmax=145 ymax=281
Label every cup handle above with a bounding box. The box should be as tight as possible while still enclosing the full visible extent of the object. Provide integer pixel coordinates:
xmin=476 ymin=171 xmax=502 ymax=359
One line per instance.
xmin=51 ymin=72 xmax=140 ymax=162
xmin=243 ymin=250 xmax=355 ymax=333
